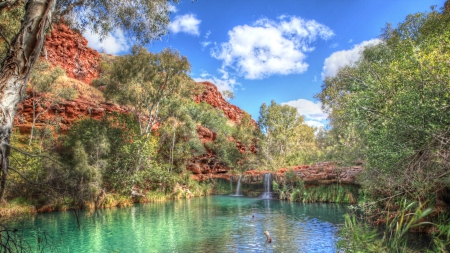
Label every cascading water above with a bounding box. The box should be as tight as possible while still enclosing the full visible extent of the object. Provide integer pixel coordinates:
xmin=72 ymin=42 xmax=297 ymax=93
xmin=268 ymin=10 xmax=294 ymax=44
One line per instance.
xmin=260 ymin=173 xmax=274 ymax=199
xmin=231 ymin=175 xmax=243 ymax=196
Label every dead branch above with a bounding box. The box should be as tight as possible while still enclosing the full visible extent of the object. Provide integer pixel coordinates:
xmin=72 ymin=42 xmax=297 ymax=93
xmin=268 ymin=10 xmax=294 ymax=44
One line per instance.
xmin=264 ymin=231 xmax=272 ymax=243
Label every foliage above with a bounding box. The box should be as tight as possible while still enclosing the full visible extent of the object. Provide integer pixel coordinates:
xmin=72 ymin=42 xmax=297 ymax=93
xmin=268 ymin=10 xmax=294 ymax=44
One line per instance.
xmin=55 ymin=0 xmax=179 ymax=45
xmin=27 ymin=59 xmax=73 ymax=144
xmin=280 ymin=182 xmax=358 ymax=204
xmin=316 ymin=7 xmax=450 ymax=202
xmin=338 ymin=200 xmax=440 ymax=253
xmin=258 ymin=100 xmax=317 ymax=170
xmin=0 ymin=3 xmax=24 ymax=62
xmin=7 ymin=128 xmax=63 ymax=206
xmin=103 ymin=46 xmax=196 ymax=137
xmin=338 ymin=214 xmax=386 ymax=253
xmin=29 ymin=60 xmax=68 ymax=98
xmin=233 ymin=113 xmax=259 ymax=172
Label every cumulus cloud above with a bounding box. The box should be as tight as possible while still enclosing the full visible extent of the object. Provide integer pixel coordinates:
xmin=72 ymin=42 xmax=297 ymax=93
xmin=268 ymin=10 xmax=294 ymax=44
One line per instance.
xmin=321 ymin=38 xmax=381 ymax=79
xmin=212 ymin=16 xmax=334 ymax=79
xmin=169 ymin=14 xmax=201 ymax=36
xmin=83 ymin=29 xmax=129 ymax=55
xmin=193 ymin=71 xmax=237 ymax=95
xmin=282 ymin=99 xmax=328 ymax=128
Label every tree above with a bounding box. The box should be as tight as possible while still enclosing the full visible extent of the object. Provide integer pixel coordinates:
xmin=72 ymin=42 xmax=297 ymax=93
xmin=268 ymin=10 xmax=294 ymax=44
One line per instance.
xmin=27 ymin=59 xmax=68 ymax=145
xmin=316 ymin=7 xmax=450 ymax=201
xmin=233 ymin=113 xmax=259 ymax=172
xmin=103 ymin=46 xmax=195 ymax=138
xmin=0 ymin=0 xmax=178 ymax=201
xmin=101 ymin=46 xmax=196 ymax=193
xmin=258 ymin=100 xmax=316 ymax=170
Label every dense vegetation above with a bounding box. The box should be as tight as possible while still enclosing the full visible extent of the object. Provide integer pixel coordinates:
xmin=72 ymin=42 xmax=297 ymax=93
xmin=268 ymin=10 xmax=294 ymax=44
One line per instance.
xmin=317 ymin=4 xmax=450 ymax=251
xmin=1 ymin=1 xmax=450 ymax=252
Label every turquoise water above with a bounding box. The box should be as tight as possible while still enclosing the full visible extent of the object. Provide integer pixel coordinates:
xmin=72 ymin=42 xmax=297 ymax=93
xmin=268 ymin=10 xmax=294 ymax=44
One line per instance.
xmin=9 ymin=196 xmax=348 ymax=252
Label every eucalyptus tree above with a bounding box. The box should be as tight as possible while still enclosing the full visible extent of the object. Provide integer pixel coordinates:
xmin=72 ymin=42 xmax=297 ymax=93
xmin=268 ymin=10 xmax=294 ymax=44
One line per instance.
xmin=0 ymin=0 xmax=178 ymax=201
xmin=234 ymin=113 xmax=259 ymax=172
xmin=102 ymin=46 xmax=196 ymax=192
xmin=258 ymin=100 xmax=316 ymax=170
xmin=103 ymin=46 xmax=195 ymax=138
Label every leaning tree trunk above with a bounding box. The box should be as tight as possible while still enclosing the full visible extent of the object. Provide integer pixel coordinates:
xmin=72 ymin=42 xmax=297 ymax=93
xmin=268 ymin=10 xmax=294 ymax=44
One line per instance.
xmin=0 ymin=0 xmax=56 ymax=202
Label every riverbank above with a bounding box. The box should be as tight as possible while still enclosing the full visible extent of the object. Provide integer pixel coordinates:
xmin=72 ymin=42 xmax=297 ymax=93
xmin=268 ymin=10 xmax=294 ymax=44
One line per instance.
xmin=1 ymin=173 xmax=361 ymax=218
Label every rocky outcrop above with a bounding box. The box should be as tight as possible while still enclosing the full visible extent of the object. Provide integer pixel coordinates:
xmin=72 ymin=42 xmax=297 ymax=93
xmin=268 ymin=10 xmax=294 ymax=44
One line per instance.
xmin=195 ymin=82 xmax=248 ymax=124
xmin=187 ymin=82 xmax=258 ymax=178
xmin=30 ymin=25 xmax=258 ymax=181
xmin=237 ymin=162 xmax=361 ymax=185
xmin=14 ymin=90 xmax=129 ymax=133
xmin=45 ymin=23 xmax=101 ymax=84
xmin=187 ymin=125 xmax=231 ymax=180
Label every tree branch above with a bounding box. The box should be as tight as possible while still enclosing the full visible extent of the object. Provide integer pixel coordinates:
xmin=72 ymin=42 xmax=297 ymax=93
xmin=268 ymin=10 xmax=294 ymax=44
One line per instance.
xmin=6 ymin=143 xmax=66 ymax=168
xmin=8 ymin=166 xmax=66 ymax=190
xmin=58 ymin=0 xmax=85 ymax=17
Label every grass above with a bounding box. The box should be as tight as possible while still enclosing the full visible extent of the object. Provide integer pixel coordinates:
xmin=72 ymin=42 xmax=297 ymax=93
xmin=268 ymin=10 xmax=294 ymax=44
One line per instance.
xmin=0 ymin=197 xmax=36 ymax=217
xmin=280 ymin=183 xmax=359 ymax=204
xmin=338 ymin=199 xmax=450 ymax=253
xmin=56 ymin=75 xmax=105 ymax=102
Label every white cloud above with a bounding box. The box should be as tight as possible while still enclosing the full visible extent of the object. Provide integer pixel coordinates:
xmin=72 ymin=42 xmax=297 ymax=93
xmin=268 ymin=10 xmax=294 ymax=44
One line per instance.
xmin=169 ymin=14 xmax=201 ymax=36
xmin=305 ymin=120 xmax=325 ymax=128
xmin=168 ymin=3 xmax=178 ymax=13
xmin=201 ymin=41 xmax=211 ymax=49
xmin=322 ymin=39 xmax=382 ymax=79
xmin=212 ymin=16 xmax=334 ymax=80
xmin=83 ymin=29 xmax=129 ymax=55
xmin=204 ymin=30 xmax=211 ymax=39
xmin=193 ymin=71 xmax=237 ymax=96
xmin=282 ymin=98 xmax=328 ymax=128
xmin=330 ymin=43 xmax=338 ymax=48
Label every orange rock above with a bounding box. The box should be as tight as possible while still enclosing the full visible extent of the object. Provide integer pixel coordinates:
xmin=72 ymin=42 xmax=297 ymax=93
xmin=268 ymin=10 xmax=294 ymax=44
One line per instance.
xmin=45 ymin=23 xmax=101 ymax=84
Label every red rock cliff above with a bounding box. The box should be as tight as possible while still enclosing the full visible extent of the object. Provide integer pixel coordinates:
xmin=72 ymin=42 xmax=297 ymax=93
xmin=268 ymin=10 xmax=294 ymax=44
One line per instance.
xmin=45 ymin=23 xmax=101 ymax=84
xmin=19 ymin=25 xmax=258 ymax=181
xmin=195 ymin=82 xmax=248 ymax=124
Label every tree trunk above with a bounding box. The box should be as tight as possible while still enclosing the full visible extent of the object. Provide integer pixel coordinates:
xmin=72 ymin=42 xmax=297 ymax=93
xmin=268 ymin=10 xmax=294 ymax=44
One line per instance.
xmin=0 ymin=0 xmax=56 ymax=202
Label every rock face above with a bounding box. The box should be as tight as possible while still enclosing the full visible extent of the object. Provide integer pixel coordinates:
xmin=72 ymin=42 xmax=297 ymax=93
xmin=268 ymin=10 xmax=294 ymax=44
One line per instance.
xmin=238 ymin=162 xmax=362 ymax=185
xmin=195 ymin=82 xmax=248 ymax=123
xmin=187 ymin=125 xmax=231 ymax=181
xmin=45 ymin=23 xmax=101 ymax=84
xmin=187 ymin=82 xmax=259 ymax=179
xmin=14 ymin=90 xmax=128 ymax=134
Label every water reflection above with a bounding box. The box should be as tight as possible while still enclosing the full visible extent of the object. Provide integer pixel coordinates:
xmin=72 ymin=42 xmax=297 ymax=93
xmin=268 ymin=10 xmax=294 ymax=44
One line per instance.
xmin=8 ymin=196 xmax=348 ymax=252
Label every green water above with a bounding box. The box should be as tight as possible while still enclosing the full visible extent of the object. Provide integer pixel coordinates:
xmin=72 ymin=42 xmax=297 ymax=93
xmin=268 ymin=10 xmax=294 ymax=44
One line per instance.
xmin=9 ymin=196 xmax=348 ymax=252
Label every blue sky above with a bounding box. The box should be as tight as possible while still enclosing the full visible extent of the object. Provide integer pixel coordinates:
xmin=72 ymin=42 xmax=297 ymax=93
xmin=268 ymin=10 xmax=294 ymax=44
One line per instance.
xmin=83 ymin=0 xmax=446 ymax=128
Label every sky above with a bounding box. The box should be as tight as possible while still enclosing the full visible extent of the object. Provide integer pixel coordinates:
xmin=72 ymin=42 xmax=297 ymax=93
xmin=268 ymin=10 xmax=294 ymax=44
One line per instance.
xmin=83 ymin=0 xmax=446 ymax=128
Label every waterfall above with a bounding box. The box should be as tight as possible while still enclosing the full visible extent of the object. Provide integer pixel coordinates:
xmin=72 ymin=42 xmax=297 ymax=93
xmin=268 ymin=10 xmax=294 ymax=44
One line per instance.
xmin=230 ymin=176 xmax=233 ymax=192
xmin=232 ymin=175 xmax=243 ymax=196
xmin=260 ymin=173 xmax=274 ymax=199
